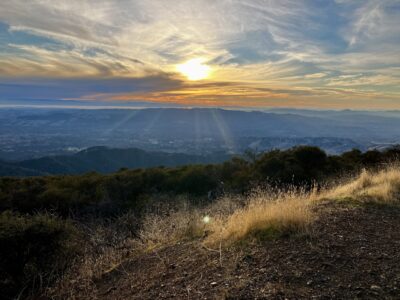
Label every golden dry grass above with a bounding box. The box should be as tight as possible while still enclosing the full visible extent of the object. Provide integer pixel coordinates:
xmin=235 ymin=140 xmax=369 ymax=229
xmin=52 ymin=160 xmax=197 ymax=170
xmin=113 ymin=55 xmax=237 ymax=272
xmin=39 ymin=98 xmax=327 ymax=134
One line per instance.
xmin=205 ymin=188 xmax=316 ymax=245
xmin=138 ymin=210 xmax=204 ymax=249
xmin=324 ymin=166 xmax=400 ymax=203
xmin=46 ymin=165 xmax=400 ymax=298
xmin=205 ymin=166 xmax=400 ymax=245
xmin=138 ymin=196 xmax=242 ymax=249
xmin=134 ymin=166 xmax=400 ymax=247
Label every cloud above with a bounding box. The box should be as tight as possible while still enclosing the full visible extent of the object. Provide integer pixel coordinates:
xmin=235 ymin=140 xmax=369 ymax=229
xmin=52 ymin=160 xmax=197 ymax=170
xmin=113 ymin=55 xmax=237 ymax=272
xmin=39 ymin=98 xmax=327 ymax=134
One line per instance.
xmin=1 ymin=43 xmax=150 ymax=78
xmin=0 ymin=75 xmax=183 ymax=100
xmin=304 ymin=73 xmax=328 ymax=79
xmin=0 ymin=0 xmax=399 ymax=109
xmin=338 ymin=0 xmax=400 ymax=47
xmin=77 ymin=80 xmax=400 ymax=110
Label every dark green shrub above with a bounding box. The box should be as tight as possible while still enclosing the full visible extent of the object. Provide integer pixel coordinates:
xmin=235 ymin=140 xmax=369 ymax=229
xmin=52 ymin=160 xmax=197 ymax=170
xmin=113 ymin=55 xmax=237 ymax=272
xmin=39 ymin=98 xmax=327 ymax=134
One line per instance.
xmin=176 ymin=165 xmax=219 ymax=196
xmin=0 ymin=211 xmax=81 ymax=298
xmin=1 ymin=146 xmax=399 ymax=217
xmin=362 ymin=150 xmax=382 ymax=165
xmin=254 ymin=146 xmax=329 ymax=186
xmin=293 ymin=146 xmax=327 ymax=168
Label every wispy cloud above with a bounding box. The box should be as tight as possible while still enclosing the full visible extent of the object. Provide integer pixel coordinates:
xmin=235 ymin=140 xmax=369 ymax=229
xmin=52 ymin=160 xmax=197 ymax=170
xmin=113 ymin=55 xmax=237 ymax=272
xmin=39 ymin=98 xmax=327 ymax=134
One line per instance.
xmin=0 ymin=0 xmax=399 ymax=109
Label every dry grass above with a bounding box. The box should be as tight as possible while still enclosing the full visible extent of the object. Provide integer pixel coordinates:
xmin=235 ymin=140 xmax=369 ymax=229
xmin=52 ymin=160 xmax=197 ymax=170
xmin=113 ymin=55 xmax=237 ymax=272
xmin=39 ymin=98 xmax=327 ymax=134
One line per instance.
xmin=324 ymin=166 xmax=400 ymax=203
xmin=203 ymin=166 xmax=400 ymax=245
xmin=136 ymin=189 xmax=318 ymax=248
xmin=48 ymin=240 xmax=140 ymax=299
xmin=205 ymin=188 xmax=316 ymax=245
xmin=139 ymin=210 xmax=204 ymax=249
xmin=138 ymin=196 xmax=243 ymax=249
xmin=45 ymin=213 xmax=142 ymax=299
xmin=46 ymin=165 xmax=400 ymax=298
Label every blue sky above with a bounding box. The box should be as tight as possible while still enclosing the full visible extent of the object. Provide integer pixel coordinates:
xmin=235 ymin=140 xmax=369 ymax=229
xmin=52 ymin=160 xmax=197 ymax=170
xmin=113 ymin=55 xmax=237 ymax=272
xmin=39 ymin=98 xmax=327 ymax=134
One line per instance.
xmin=0 ymin=0 xmax=399 ymax=109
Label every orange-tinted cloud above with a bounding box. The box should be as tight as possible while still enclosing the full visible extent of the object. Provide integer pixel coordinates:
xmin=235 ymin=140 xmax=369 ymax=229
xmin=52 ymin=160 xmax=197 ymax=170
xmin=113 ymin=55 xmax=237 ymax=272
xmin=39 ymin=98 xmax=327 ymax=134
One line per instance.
xmin=79 ymin=80 xmax=400 ymax=110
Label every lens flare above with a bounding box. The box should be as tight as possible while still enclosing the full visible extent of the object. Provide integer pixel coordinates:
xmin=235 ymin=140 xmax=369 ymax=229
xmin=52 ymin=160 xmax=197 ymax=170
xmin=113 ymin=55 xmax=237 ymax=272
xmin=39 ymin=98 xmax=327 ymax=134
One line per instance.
xmin=203 ymin=215 xmax=211 ymax=224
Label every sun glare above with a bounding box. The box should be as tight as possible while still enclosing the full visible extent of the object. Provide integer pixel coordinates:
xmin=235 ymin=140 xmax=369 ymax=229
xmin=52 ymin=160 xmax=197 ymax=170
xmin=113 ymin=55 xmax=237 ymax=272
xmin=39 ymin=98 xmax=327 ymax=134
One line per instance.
xmin=176 ymin=58 xmax=211 ymax=81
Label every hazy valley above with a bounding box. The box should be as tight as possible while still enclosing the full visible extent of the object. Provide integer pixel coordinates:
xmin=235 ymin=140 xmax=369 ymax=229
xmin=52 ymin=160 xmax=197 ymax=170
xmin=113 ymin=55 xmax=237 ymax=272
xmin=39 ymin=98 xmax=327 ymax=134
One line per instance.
xmin=1 ymin=108 xmax=399 ymax=162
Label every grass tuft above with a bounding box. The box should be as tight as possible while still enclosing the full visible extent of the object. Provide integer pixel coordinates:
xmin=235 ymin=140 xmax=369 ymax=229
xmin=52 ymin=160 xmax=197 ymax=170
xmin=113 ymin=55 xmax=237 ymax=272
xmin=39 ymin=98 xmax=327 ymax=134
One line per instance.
xmin=325 ymin=166 xmax=400 ymax=204
xmin=205 ymin=188 xmax=315 ymax=245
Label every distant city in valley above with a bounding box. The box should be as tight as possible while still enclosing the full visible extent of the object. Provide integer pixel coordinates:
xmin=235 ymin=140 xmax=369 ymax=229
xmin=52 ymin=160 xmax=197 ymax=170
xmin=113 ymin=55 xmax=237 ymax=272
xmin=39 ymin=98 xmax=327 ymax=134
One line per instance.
xmin=1 ymin=107 xmax=400 ymax=162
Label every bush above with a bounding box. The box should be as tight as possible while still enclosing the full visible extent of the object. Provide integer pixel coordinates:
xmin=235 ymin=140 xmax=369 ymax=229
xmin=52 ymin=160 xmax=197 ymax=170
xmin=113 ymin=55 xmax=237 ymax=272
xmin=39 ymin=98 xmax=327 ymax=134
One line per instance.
xmin=1 ymin=146 xmax=399 ymax=218
xmin=254 ymin=146 xmax=329 ymax=186
xmin=0 ymin=211 xmax=81 ymax=298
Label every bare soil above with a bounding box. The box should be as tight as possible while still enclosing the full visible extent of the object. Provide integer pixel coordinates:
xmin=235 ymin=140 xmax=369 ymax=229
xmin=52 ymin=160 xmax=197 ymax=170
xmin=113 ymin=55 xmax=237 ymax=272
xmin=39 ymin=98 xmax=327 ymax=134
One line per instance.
xmin=75 ymin=201 xmax=400 ymax=299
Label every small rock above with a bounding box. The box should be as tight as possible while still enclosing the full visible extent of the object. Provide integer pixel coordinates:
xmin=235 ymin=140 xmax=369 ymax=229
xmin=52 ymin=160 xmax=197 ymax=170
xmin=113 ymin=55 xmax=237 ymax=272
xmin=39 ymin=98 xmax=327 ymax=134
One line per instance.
xmin=370 ymin=285 xmax=381 ymax=291
xmin=307 ymin=280 xmax=313 ymax=286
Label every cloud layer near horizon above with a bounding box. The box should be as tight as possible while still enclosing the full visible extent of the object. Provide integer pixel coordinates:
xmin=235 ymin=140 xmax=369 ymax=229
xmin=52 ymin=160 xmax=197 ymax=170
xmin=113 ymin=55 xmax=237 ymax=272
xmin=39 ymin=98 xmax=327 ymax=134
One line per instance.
xmin=0 ymin=0 xmax=399 ymax=109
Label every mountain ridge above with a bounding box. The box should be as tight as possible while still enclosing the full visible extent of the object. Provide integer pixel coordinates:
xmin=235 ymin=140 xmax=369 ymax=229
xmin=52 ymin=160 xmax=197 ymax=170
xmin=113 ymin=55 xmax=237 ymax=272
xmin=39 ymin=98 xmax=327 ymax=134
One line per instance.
xmin=0 ymin=146 xmax=230 ymax=176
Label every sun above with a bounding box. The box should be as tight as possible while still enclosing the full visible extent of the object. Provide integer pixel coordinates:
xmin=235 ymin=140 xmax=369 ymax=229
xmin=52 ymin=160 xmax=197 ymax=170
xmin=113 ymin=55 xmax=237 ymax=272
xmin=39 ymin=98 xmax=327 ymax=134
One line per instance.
xmin=176 ymin=58 xmax=211 ymax=81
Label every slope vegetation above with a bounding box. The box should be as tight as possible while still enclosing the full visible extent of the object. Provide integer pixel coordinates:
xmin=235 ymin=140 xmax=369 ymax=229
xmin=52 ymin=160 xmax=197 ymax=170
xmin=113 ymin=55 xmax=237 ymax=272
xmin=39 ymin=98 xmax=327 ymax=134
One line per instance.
xmin=46 ymin=167 xmax=400 ymax=299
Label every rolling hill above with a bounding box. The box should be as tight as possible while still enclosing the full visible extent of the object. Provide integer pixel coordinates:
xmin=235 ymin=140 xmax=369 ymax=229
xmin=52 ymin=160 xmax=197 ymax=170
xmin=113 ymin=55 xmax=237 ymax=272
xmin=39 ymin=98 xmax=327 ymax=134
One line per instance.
xmin=0 ymin=147 xmax=230 ymax=176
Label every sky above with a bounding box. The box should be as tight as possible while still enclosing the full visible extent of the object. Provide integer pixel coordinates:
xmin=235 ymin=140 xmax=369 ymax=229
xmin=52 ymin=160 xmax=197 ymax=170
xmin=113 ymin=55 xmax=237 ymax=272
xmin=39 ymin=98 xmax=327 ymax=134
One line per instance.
xmin=0 ymin=0 xmax=400 ymax=110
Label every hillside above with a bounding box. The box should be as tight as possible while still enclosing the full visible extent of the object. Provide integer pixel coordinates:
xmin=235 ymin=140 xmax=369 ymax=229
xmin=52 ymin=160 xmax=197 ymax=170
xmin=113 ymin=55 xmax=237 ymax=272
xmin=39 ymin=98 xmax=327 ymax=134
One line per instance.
xmin=46 ymin=167 xmax=400 ymax=299
xmin=0 ymin=160 xmax=47 ymax=176
xmin=0 ymin=147 xmax=229 ymax=176
xmin=1 ymin=147 xmax=400 ymax=299
xmin=85 ymin=202 xmax=400 ymax=299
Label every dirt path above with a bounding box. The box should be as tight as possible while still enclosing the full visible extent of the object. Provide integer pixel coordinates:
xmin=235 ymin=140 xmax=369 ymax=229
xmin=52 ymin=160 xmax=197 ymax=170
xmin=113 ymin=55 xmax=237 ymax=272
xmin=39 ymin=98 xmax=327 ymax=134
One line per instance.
xmin=93 ymin=202 xmax=400 ymax=299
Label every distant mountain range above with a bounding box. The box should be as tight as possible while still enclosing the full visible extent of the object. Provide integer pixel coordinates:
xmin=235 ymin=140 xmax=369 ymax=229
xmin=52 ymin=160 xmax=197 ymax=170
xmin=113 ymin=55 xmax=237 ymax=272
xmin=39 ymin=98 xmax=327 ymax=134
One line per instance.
xmin=0 ymin=147 xmax=230 ymax=176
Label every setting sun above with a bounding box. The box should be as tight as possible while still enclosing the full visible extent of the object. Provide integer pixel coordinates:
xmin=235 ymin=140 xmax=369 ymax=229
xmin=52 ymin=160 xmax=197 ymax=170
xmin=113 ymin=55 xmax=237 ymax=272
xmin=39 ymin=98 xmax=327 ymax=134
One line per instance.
xmin=176 ymin=58 xmax=211 ymax=81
